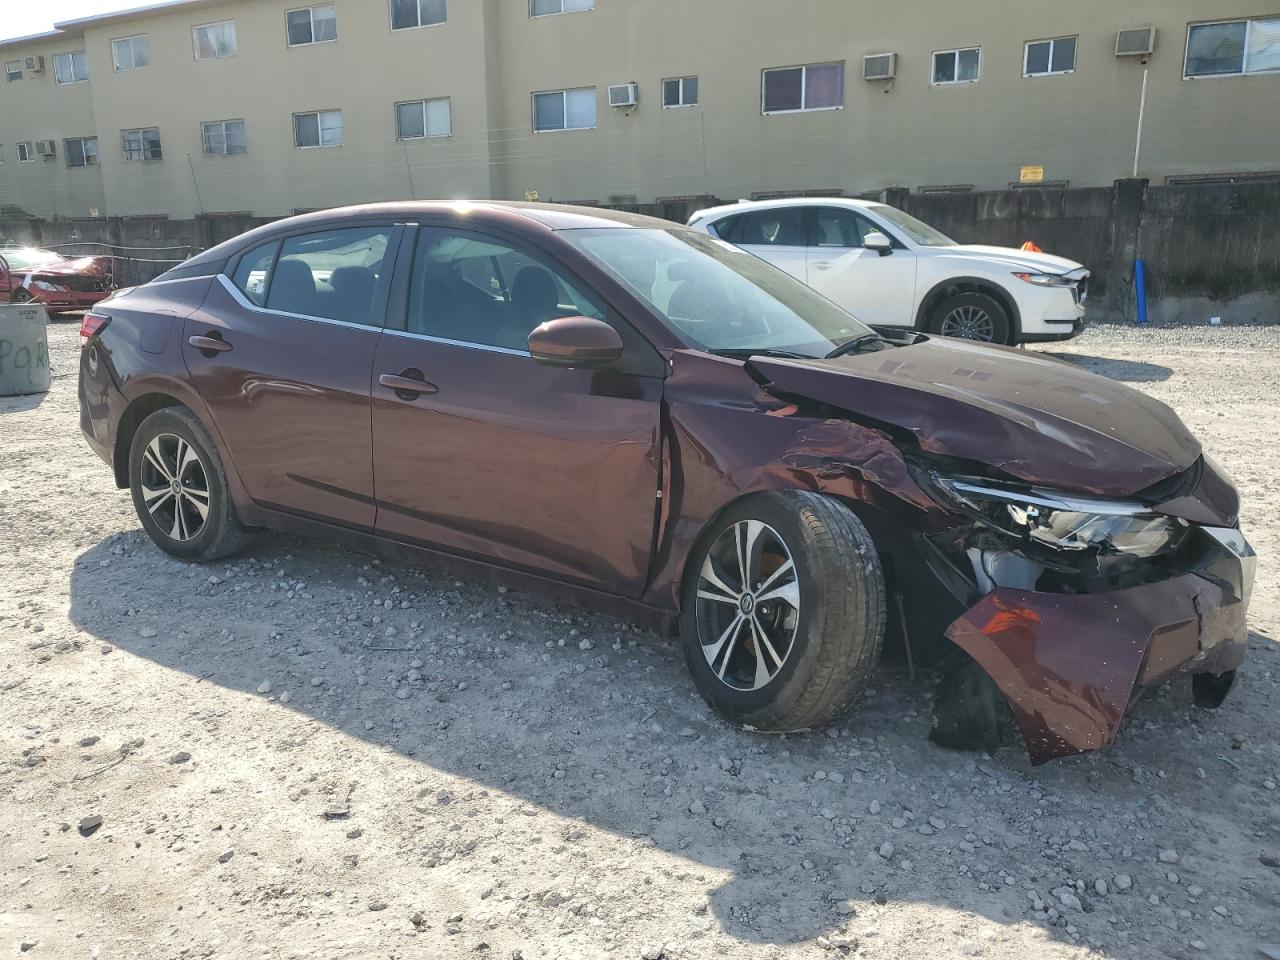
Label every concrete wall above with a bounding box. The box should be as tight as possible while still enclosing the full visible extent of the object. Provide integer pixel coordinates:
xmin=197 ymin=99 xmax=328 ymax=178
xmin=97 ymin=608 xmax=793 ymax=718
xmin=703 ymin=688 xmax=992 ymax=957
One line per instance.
xmin=2 ymin=0 xmax=1280 ymax=219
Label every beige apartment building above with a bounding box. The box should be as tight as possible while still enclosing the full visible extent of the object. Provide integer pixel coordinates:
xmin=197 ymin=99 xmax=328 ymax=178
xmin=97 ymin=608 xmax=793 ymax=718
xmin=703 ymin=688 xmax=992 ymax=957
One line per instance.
xmin=1 ymin=0 xmax=1278 ymax=220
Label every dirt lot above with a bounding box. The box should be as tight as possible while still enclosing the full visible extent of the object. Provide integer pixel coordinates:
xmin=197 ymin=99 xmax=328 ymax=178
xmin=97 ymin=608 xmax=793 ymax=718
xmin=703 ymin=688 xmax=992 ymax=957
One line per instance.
xmin=2 ymin=322 xmax=1278 ymax=960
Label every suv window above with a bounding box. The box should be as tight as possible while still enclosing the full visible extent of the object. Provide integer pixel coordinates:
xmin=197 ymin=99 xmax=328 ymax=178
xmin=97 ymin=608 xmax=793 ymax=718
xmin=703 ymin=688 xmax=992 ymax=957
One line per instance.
xmin=231 ymin=241 xmax=277 ymax=305
xmin=265 ymin=226 xmax=391 ymax=324
xmin=812 ymin=208 xmax=880 ymax=248
xmin=407 ymin=228 xmax=604 ymax=352
xmin=726 ymin=207 xmax=805 ymax=247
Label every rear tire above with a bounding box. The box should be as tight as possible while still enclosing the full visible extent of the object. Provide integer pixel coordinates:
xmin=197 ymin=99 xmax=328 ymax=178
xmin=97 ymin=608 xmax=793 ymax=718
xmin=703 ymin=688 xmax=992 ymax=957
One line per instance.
xmin=929 ymin=291 xmax=1012 ymax=345
xmin=128 ymin=407 xmax=249 ymax=561
xmin=680 ymin=492 xmax=885 ymax=732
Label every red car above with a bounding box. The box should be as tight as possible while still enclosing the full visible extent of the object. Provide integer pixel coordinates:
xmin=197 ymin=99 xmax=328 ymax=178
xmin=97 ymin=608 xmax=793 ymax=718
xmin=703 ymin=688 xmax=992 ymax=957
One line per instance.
xmin=0 ymin=245 xmax=114 ymax=314
xmin=76 ymin=202 xmax=1255 ymax=764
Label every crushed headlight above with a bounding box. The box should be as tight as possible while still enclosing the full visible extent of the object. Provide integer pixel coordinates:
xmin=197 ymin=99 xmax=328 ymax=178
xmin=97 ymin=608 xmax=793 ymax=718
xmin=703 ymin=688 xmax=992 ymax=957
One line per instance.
xmin=935 ymin=477 xmax=1190 ymax=560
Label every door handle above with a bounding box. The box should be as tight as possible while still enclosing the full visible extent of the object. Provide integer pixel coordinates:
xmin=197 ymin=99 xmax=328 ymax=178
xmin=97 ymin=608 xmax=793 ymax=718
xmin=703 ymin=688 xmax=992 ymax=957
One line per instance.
xmin=379 ymin=370 xmax=438 ymax=400
xmin=189 ymin=334 xmax=232 ymax=354
xmin=813 ymin=261 xmax=834 ymax=270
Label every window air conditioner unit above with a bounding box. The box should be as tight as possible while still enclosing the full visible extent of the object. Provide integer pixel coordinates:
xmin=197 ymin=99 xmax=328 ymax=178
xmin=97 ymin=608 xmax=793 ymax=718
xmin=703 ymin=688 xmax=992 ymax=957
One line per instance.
xmin=36 ymin=140 xmax=57 ymax=157
xmin=608 ymin=83 xmax=639 ymax=108
xmin=1116 ymin=28 xmax=1156 ymax=57
xmin=863 ymin=52 xmax=897 ymax=81
xmin=24 ymin=55 xmax=45 ymax=74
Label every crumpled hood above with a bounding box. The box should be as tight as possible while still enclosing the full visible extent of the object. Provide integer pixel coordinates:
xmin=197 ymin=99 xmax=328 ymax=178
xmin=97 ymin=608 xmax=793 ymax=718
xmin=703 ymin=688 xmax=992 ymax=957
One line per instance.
xmin=933 ymin=244 xmax=1084 ymax=275
xmin=747 ymin=337 xmax=1201 ymax=497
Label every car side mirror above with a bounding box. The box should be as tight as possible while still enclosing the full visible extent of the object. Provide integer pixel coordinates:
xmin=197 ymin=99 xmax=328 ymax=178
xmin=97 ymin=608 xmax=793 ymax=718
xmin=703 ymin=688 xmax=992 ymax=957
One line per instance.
xmin=864 ymin=232 xmax=893 ymax=256
xmin=528 ymin=316 xmax=624 ymax=367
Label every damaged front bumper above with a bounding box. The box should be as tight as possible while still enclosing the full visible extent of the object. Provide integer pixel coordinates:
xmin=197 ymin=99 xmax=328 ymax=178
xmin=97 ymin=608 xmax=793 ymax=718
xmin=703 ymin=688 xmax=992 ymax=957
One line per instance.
xmin=942 ymin=526 xmax=1255 ymax=764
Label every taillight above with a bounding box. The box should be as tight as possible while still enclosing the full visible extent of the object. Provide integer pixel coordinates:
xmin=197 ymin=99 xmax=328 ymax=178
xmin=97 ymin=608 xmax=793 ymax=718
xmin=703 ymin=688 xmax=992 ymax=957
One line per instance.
xmin=80 ymin=312 xmax=110 ymax=344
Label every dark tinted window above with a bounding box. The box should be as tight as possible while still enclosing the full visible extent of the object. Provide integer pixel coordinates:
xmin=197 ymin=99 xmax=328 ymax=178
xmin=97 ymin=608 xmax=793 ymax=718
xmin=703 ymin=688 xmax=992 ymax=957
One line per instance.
xmin=265 ymin=226 xmax=391 ymax=324
xmin=731 ymin=207 xmax=805 ymax=246
xmin=406 ymin=228 xmax=663 ymax=375
xmin=231 ymin=241 xmax=277 ymax=306
xmin=407 ymin=229 xmax=603 ymax=351
xmin=812 ymin=208 xmax=879 ymax=248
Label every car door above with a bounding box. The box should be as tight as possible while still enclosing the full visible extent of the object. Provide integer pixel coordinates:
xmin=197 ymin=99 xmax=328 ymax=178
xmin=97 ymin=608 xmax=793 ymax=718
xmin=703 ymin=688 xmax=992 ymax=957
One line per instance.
xmin=182 ymin=223 xmax=401 ymax=529
xmin=369 ymin=224 xmax=666 ymax=596
xmin=0 ymin=255 xmax=11 ymax=301
xmin=805 ymin=207 xmax=917 ymax=328
xmin=721 ymin=206 xmax=809 ymax=283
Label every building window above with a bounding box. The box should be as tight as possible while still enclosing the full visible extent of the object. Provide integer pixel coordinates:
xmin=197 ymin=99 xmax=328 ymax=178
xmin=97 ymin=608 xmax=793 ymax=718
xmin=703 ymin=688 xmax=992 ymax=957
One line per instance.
xmin=932 ymin=47 xmax=981 ymax=84
xmin=1025 ymin=36 xmax=1077 ymax=76
xmin=532 ymin=87 xmax=597 ymax=132
xmin=121 ymin=127 xmax=162 ymax=161
xmin=294 ymin=110 xmax=343 ymax=148
xmin=64 ymin=137 xmax=99 ymax=168
xmin=762 ymin=62 xmax=844 ymax=114
xmin=53 ymin=51 xmax=90 ymax=84
xmin=16 ymin=142 xmax=34 ymax=162
xmin=662 ymin=76 xmax=698 ymax=108
xmin=202 ymin=119 xmax=247 ymax=155
xmin=530 ymin=0 xmax=593 ymax=16
xmin=111 ymin=35 xmax=151 ymax=71
xmin=287 ymin=4 xmax=337 ymax=45
xmin=390 ymin=0 xmax=446 ymax=30
xmin=1185 ymin=18 xmax=1280 ymax=78
xmin=396 ymin=98 xmax=452 ymax=139
xmin=5 ymin=60 xmax=21 ymax=82
xmin=193 ymin=20 xmax=237 ymax=60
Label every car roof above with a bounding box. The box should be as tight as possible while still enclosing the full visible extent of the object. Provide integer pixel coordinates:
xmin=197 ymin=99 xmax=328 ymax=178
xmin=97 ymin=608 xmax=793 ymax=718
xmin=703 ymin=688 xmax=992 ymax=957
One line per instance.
xmin=691 ymin=197 xmax=883 ymax=222
xmin=176 ymin=201 xmax=679 ymax=274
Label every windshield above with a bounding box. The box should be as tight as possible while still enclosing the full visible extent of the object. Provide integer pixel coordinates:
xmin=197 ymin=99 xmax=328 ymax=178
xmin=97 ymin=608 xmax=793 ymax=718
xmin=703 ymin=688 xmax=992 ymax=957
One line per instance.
xmin=869 ymin=205 xmax=956 ymax=247
xmin=0 ymin=248 xmax=66 ymax=270
xmin=560 ymin=228 xmax=873 ymax=358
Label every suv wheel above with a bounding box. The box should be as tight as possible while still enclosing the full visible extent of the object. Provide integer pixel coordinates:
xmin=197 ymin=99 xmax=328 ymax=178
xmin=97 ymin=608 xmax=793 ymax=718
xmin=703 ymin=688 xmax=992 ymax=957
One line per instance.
xmin=930 ymin=292 xmax=1011 ymax=344
xmin=680 ymin=492 xmax=885 ymax=732
xmin=128 ymin=407 xmax=249 ymax=561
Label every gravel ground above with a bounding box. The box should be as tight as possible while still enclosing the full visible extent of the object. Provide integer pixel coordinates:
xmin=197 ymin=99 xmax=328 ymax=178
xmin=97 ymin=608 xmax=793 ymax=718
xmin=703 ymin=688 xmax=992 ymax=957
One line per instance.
xmin=1 ymin=321 xmax=1278 ymax=960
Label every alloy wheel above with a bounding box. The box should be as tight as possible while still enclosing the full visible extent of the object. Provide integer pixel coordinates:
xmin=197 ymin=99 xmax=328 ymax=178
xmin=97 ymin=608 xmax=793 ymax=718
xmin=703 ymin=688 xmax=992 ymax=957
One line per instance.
xmin=939 ymin=305 xmax=995 ymax=342
xmin=139 ymin=433 xmax=211 ymax=542
xmin=695 ymin=520 xmax=800 ymax=691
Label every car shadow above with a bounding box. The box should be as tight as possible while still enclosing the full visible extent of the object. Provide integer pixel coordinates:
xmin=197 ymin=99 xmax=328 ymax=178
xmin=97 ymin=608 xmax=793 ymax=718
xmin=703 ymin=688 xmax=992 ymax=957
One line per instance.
xmin=1044 ymin=352 xmax=1173 ymax=383
xmin=66 ymin=530 xmax=1263 ymax=951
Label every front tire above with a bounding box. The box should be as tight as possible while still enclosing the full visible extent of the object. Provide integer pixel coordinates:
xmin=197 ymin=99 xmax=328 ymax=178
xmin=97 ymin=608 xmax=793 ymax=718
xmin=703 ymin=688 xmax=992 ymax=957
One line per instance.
xmin=929 ymin=291 xmax=1012 ymax=345
xmin=680 ymin=492 xmax=886 ymax=732
xmin=128 ymin=407 xmax=249 ymax=561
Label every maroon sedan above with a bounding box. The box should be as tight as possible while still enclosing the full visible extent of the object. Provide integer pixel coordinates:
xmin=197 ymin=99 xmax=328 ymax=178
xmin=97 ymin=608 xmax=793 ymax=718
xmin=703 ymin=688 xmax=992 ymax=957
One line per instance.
xmin=76 ymin=202 xmax=1255 ymax=763
xmin=1 ymin=245 xmax=114 ymax=314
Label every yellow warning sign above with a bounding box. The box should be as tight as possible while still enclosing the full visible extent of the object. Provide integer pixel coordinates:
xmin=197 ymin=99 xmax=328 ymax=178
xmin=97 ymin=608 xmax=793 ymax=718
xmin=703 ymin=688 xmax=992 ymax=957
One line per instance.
xmin=1019 ymin=165 xmax=1046 ymax=184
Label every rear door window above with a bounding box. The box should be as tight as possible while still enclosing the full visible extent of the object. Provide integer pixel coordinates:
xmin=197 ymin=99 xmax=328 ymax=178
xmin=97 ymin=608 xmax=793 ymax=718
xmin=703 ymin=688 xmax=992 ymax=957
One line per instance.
xmin=265 ymin=226 xmax=392 ymax=325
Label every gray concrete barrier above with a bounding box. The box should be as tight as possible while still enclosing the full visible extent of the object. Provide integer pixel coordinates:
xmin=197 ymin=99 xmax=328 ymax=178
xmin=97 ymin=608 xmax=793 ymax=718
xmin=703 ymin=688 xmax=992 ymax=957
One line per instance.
xmin=0 ymin=303 xmax=52 ymax=396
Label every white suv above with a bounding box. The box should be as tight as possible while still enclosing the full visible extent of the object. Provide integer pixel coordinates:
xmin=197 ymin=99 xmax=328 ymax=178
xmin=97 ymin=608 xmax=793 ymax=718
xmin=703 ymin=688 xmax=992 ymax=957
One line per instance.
xmin=687 ymin=198 xmax=1089 ymax=345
